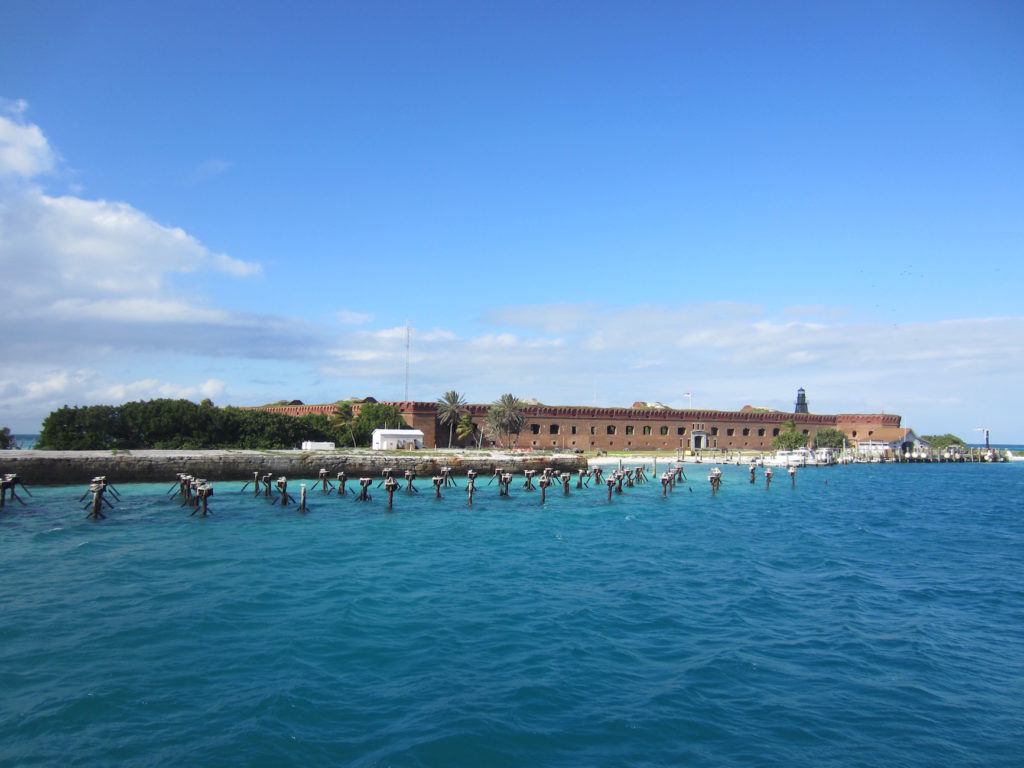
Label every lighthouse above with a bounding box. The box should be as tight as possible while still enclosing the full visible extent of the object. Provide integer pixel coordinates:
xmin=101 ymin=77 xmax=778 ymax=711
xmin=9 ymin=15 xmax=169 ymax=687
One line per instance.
xmin=794 ymin=388 xmax=809 ymax=414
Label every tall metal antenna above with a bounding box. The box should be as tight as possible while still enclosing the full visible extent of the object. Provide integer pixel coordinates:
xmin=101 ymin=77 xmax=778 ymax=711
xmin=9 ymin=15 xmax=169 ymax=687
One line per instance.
xmin=404 ymin=321 xmax=410 ymax=401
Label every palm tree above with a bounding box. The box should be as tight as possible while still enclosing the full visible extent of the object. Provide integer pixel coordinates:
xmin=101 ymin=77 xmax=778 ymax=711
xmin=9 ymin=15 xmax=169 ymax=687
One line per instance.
xmin=437 ymin=390 xmax=468 ymax=448
xmin=455 ymin=413 xmax=477 ymax=447
xmin=486 ymin=393 xmax=525 ymax=448
xmin=330 ymin=401 xmax=358 ymax=448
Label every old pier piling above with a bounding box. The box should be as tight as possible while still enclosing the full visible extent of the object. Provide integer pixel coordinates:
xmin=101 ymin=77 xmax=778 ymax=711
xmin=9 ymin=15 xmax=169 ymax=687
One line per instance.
xmin=83 ymin=476 xmax=114 ymax=519
xmin=523 ymin=469 xmax=536 ymax=491
xmin=404 ymin=470 xmax=418 ymax=493
xmin=499 ymin=472 xmax=512 ymax=497
xmin=273 ymin=477 xmax=296 ymax=506
xmin=240 ymin=471 xmax=261 ymax=496
xmin=317 ymin=468 xmax=333 ymax=493
xmin=709 ymin=467 xmax=722 ymax=495
xmin=1 ymin=474 xmax=29 ymax=507
xmin=191 ymin=481 xmax=214 ymax=516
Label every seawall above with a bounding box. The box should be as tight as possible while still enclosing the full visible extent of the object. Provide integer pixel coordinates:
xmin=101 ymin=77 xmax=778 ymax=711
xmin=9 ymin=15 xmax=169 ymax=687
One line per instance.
xmin=1 ymin=449 xmax=589 ymax=486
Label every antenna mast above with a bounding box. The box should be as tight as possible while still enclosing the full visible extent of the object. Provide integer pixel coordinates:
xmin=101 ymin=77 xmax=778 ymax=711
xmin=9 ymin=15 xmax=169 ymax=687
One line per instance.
xmin=404 ymin=321 xmax=410 ymax=401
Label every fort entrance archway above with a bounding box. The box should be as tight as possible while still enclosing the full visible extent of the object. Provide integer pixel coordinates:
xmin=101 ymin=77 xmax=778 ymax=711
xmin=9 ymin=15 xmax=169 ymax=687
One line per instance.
xmin=691 ymin=431 xmax=709 ymax=451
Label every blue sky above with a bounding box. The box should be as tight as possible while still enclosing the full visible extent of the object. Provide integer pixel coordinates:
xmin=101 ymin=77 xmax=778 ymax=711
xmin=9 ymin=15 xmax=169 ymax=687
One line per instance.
xmin=2 ymin=1 xmax=1022 ymax=439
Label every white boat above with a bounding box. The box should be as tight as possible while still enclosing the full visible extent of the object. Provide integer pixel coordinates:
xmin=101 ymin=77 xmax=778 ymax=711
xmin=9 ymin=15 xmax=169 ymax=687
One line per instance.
xmin=764 ymin=448 xmax=817 ymax=467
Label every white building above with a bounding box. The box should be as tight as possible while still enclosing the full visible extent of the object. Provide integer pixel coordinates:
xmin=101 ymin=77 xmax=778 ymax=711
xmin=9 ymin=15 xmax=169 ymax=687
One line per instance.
xmin=371 ymin=428 xmax=424 ymax=450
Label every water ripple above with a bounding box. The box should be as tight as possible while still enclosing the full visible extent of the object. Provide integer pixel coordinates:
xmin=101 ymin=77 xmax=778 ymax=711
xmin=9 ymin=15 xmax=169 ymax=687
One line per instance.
xmin=1 ymin=463 xmax=1023 ymax=766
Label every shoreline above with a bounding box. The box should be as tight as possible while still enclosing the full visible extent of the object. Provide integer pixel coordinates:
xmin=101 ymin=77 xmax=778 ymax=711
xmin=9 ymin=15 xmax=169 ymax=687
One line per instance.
xmin=0 ymin=449 xmax=588 ymax=486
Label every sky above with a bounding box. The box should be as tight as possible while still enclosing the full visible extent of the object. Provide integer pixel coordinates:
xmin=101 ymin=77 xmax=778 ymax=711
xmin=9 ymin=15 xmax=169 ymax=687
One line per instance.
xmin=1 ymin=0 xmax=1022 ymax=439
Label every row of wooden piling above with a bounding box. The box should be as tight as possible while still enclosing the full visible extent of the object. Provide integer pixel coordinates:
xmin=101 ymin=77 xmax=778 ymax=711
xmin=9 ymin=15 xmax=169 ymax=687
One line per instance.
xmin=224 ymin=463 xmax=694 ymax=511
xmin=2 ymin=462 xmax=788 ymax=522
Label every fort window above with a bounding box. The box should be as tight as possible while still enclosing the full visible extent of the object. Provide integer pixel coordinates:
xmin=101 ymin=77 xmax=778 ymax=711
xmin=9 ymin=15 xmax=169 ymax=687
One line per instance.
xmin=802 ymin=429 xmax=809 ymax=435
xmin=868 ymin=430 xmax=874 ymax=436
xmin=643 ymin=426 xmax=652 ymax=436
xmin=772 ymin=428 xmax=780 ymax=436
xmin=726 ymin=428 xmax=735 ymax=437
xmin=757 ymin=428 xmax=765 ymax=437
xmin=532 ymin=440 xmax=538 ymax=446
xmin=625 ymin=426 xmax=634 ymax=436
xmin=742 ymin=428 xmax=750 ymax=436
xmin=571 ymin=425 xmax=577 ymax=435
xmin=549 ymin=424 xmax=560 ymax=435
xmin=660 ymin=426 xmax=668 ymax=436
xmin=711 ymin=427 xmax=719 ymax=436
xmin=530 ymin=423 xmax=541 ymax=435
xmin=606 ymin=425 xmax=616 ymax=435
xmin=677 ymin=427 xmax=685 ymax=435
xmin=852 ymin=431 xmax=857 ymax=437
xmin=591 ymin=426 xmax=597 ymax=435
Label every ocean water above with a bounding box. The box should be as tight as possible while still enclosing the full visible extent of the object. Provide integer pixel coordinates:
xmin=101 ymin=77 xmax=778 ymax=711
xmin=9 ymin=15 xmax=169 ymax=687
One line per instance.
xmin=1 ymin=463 xmax=1022 ymax=767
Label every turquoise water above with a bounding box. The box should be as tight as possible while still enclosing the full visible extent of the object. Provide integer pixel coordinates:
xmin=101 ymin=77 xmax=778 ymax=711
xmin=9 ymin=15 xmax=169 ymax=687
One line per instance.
xmin=1 ymin=463 xmax=1022 ymax=766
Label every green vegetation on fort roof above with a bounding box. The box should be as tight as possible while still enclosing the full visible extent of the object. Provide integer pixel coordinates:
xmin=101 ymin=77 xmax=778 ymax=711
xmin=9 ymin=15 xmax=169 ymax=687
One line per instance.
xmin=920 ymin=433 xmax=967 ymax=451
xmin=36 ymin=399 xmax=409 ymax=450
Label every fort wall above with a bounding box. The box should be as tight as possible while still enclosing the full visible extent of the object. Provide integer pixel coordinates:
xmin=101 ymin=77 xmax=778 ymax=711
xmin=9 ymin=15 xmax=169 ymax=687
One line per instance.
xmin=254 ymin=401 xmax=901 ymax=452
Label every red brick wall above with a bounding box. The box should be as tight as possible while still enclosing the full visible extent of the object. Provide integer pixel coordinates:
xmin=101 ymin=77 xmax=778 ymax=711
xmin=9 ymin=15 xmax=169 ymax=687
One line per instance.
xmin=248 ymin=401 xmax=900 ymax=451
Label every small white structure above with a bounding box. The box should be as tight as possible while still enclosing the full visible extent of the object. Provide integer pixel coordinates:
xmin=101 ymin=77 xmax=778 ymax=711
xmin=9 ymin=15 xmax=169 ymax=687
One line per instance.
xmin=371 ymin=429 xmax=424 ymax=450
xmin=301 ymin=441 xmax=336 ymax=451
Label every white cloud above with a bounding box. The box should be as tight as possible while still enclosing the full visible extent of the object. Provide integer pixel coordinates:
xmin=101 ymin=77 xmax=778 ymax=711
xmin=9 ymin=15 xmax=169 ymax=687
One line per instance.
xmin=90 ymin=377 xmax=226 ymax=402
xmin=0 ymin=369 xmax=229 ymax=428
xmin=316 ymin=303 xmax=1024 ymax=438
xmin=0 ymin=108 xmax=57 ymax=177
xmin=336 ymin=309 xmax=374 ymax=325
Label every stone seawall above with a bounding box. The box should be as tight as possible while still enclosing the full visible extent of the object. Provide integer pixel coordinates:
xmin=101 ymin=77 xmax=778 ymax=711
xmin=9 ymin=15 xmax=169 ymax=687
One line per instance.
xmin=2 ymin=450 xmax=589 ymax=486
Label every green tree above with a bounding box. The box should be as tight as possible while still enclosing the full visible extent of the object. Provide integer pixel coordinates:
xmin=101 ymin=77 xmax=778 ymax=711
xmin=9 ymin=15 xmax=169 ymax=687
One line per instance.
xmin=351 ymin=402 xmax=409 ymax=446
xmin=36 ymin=399 xmax=336 ymax=450
xmin=484 ymin=393 xmax=525 ymax=448
xmin=772 ymin=419 xmax=808 ymax=451
xmin=455 ymin=412 xmax=479 ymax=447
xmin=0 ymin=426 xmax=14 ymax=449
xmin=330 ymin=401 xmax=358 ymax=447
xmin=813 ymin=427 xmax=846 ymax=452
xmin=921 ymin=433 xmax=966 ymax=451
xmin=437 ymin=390 xmax=468 ymax=448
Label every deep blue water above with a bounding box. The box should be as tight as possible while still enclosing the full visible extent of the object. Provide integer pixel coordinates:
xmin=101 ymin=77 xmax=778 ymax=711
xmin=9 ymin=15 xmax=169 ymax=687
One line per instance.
xmin=1 ymin=463 xmax=1022 ymax=767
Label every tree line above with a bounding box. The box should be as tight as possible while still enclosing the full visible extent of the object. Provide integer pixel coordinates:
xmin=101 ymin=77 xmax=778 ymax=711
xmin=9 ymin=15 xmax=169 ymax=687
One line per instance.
xmin=35 ymin=399 xmax=409 ymax=450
